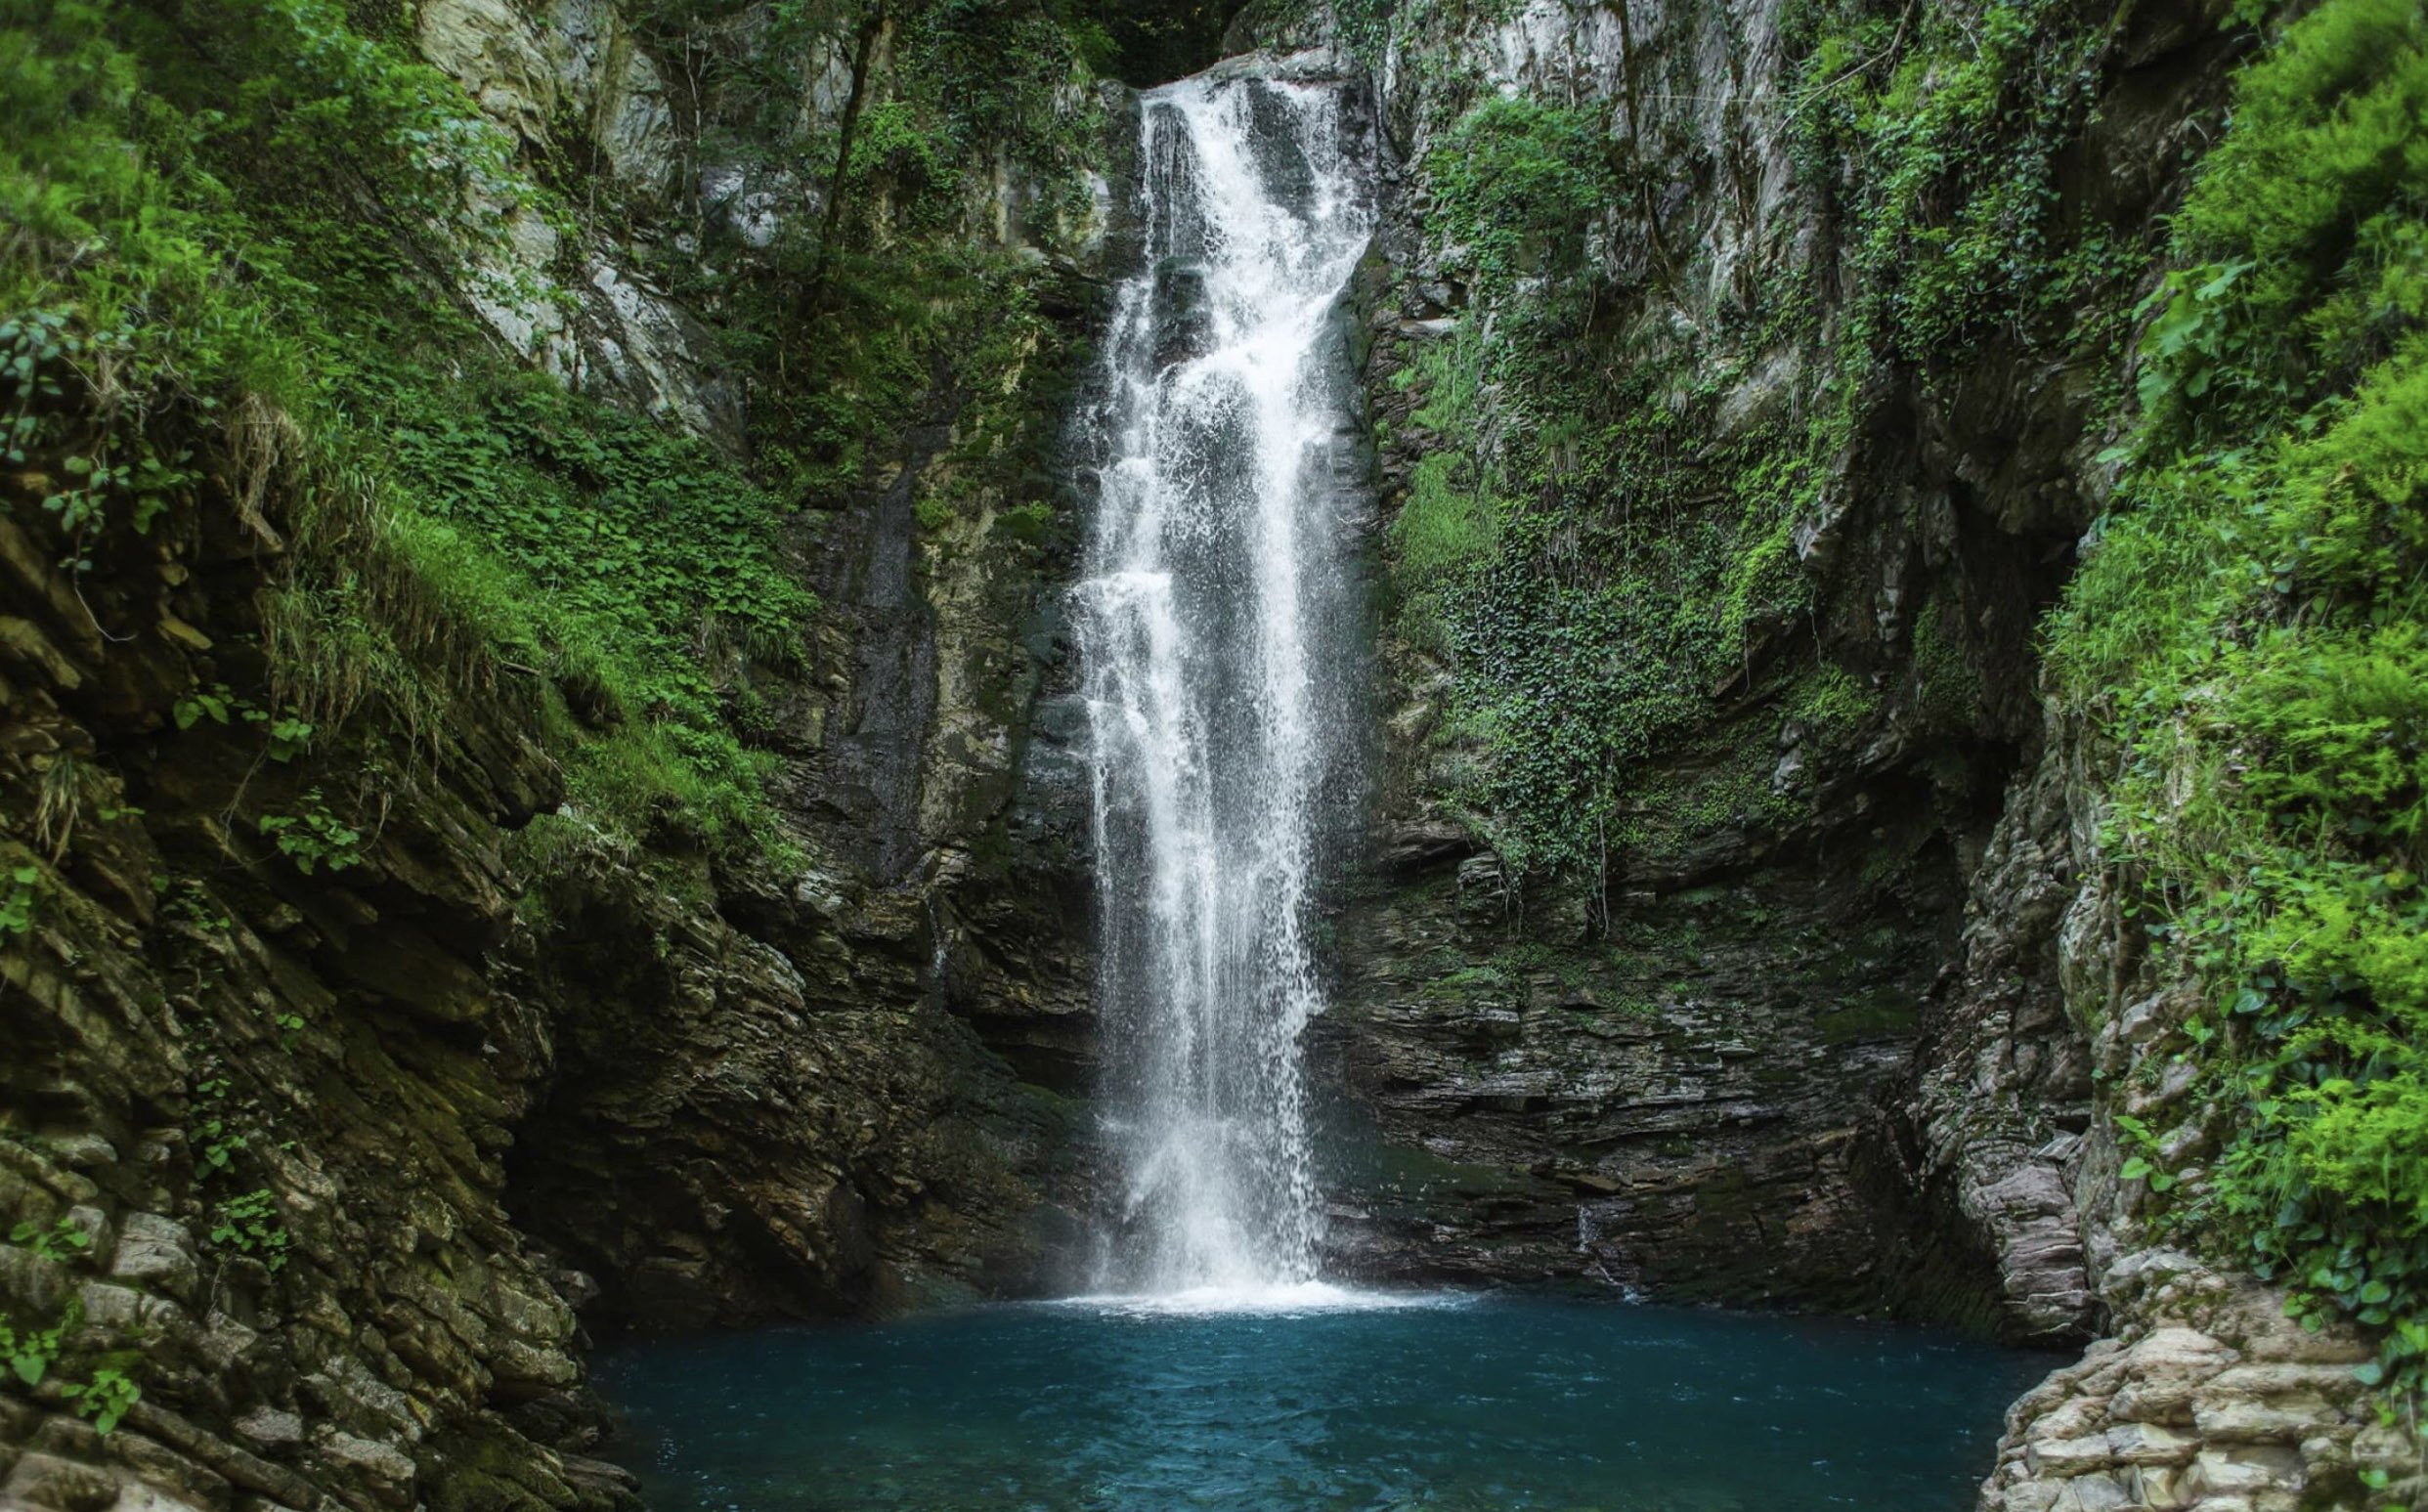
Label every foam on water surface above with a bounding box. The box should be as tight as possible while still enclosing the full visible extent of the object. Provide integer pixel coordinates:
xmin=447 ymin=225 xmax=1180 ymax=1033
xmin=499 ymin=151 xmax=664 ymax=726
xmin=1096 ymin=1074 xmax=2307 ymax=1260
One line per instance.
xmin=1051 ymin=1280 xmax=1470 ymax=1318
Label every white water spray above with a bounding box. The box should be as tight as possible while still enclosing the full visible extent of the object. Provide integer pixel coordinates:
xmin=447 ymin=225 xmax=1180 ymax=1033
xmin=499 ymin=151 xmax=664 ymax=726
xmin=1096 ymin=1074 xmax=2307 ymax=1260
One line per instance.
xmin=1076 ymin=59 xmax=1374 ymax=1298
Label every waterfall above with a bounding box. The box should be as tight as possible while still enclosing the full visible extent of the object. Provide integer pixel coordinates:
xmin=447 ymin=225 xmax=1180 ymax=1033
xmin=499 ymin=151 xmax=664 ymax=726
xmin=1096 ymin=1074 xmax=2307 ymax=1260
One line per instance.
xmin=1076 ymin=60 xmax=1374 ymax=1297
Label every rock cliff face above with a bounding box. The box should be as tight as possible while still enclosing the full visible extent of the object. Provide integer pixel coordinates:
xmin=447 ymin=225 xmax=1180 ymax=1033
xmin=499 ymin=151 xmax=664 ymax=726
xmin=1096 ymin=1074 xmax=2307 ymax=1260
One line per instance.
xmin=1277 ymin=0 xmax=2421 ymax=1505
xmin=1951 ymin=741 xmax=2411 ymax=1509
xmin=1282 ymin=0 xmax=2220 ymax=1329
xmin=0 ymin=0 xmax=1126 ymax=1506
xmin=5 ymin=0 xmax=2419 ymax=1509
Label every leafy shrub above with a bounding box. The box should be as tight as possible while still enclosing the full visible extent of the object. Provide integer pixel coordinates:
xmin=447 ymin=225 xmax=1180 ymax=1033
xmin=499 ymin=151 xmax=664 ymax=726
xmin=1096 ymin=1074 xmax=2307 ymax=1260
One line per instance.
xmin=1425 ymin=97 xmax=1616 ymax=296
xmin=9 ymin=1216 xmax=93 ymax=1263
xmin=63 ymin=1366 xmax=140 ymax=1434
xmin=1 ymin=0 xmax=833 ymax=864
xmin=257 ymin=789 xmax=363 ymax=876
xmin=2043 ymin=0 xmax=2428 ymax=1402
xmin=208 ymin=1188 xmax=290 ymax=1272
xmin=0 ymin=1300 xmax=75 ymax=1387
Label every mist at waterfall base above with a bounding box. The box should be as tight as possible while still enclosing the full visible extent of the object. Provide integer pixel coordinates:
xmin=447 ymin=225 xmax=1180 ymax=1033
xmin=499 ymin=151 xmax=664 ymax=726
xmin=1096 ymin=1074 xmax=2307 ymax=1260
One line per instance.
xmin=595 ymin=1296 xmax=2055 ymax=1510
xmin=591 ymin=60 xmax=2059 ymax=1511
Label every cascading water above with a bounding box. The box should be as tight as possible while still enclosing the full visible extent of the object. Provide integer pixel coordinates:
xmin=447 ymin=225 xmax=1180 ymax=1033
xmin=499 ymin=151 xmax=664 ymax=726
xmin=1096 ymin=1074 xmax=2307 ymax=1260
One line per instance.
xmin=593 ymin=57 xmax=2074 ymax=1512
xmin=1075 ymin=59 xmax=1374 ymax=1299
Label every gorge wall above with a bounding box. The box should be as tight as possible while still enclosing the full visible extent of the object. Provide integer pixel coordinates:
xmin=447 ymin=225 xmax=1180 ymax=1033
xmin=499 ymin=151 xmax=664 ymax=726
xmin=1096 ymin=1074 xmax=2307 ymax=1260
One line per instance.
xmin=5 ymin=0 xmax=2426 ymax=1509
xmin=0 ymin=0 xmax=1150 ymax=1504
xmin=1278 ymin=0 xmax=2427 ymax=1505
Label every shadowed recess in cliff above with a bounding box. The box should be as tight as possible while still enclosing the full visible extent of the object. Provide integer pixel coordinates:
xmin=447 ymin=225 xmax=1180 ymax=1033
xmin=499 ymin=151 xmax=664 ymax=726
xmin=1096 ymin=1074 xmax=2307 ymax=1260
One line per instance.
xmin=1073 ymin=55 xmax=1375 ymax=1295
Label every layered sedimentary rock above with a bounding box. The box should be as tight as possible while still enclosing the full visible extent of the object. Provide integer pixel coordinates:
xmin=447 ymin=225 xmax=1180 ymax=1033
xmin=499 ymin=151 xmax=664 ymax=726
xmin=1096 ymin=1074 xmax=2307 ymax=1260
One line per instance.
xmin=1291 ymin=0 xmax=2221 ymax=1326
xmin=5 ymin=2 xmax=2417 ymax=1510
xmin=0 ymin=0 xmax=1113 ymax=1506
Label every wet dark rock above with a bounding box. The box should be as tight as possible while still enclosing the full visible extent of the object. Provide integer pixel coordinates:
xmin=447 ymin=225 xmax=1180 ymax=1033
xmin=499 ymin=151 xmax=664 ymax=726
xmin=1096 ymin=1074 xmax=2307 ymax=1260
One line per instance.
xmin=1150 ymin=257 xmax=1214 ymax=370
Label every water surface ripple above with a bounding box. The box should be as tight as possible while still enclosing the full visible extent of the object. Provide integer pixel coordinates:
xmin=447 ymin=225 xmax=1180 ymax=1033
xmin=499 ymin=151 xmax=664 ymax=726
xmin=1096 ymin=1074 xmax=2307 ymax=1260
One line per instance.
xmin=597 ymin=1296 xmax=2053 ymax=1511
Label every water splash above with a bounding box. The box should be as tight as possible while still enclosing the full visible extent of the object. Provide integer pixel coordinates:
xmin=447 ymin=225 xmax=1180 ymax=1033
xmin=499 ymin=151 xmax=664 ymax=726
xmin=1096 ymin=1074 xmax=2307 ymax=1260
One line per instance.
xmin=1076 ymin=61 xmax=1374 ymax=1296
xmin=1052 ymin=1282 xmax=1468 ymax=1318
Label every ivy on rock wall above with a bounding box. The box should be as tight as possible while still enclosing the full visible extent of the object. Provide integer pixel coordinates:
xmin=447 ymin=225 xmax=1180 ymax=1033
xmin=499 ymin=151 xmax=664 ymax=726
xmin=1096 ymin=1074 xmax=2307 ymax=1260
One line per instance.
xmin=2043 ymin=0 xmax=2428 ymax=1410
xmin=1371 ymin=0 xmax=2428 ymax=1416
xmin=1374 ymin=0 xmax=2135 ymax=878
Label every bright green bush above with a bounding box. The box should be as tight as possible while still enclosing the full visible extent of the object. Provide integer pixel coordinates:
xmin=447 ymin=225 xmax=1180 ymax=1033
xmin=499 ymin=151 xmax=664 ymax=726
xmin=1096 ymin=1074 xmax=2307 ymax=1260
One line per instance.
xmin=1425 ymin=96 xmax=1617 ymax=297
xmin=1 ymin=0 xmax=822 ymax=860
xmin=2044 ymin=0 xmax=2428 ymax=1401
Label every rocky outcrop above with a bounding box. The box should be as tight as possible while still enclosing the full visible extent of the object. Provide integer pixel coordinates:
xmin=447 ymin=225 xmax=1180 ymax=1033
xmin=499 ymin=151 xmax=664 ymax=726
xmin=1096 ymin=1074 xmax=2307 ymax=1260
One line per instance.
xmin=1297 ymin=0 xmax=2227 ymax=1326
xmin=1865 ymin=747 xmax=2098 ymax=1341
xmin=0 ymin=457 xmax=637 ymax=1509
xmin=1908 ymin=725 xmax=2424 ymax=1509
xmin=1978 ymin=1261 xmax=2414 ymax=1511
xmin=0 ymin=0 xmax=1123 ymax=1506
xmin=1287 ymin=0 xmax=2412 ymax=1500
xmin=1317 ymin=838 xmax=1957 ymax=1310
xmin=0 ymin=339 xmax=1095 ymax=1503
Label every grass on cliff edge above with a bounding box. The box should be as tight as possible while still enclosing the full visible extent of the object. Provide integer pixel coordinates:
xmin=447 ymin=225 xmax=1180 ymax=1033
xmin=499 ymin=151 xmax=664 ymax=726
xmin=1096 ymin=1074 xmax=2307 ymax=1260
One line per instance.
xmin=1 ymin=0 xmax=814 ymax=862
xmin=2043 ymin=0 xmax=2428 ymax=1416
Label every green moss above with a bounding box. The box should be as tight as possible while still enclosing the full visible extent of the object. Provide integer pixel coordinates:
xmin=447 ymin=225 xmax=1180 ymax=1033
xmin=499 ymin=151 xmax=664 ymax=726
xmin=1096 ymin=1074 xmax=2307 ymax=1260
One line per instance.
xmin=1814 ymin=986 xmax=1921 ymax=1046
xmin=2 ymin=0 xmax=830 ymax=864
xmin=1791 ymin=663 xmax=1878 ymax=734
xmin=1911 ymin=598 xmax=1982 ymax=732
xmin=1786 ymin=0 xmax=2112 ymax=367
xmin=1373 ymin=0 xmax=2157 ymax=886
xmin=1 ymin=0 xmax=1119 ymax=875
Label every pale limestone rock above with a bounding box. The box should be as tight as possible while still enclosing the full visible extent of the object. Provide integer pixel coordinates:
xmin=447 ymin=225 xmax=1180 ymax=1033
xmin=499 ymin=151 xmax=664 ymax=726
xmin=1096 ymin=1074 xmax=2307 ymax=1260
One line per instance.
xmin=580 ymin=260 xmax=741 ymax=442
xmin=108 ymin=1213 xmax=198 ymax=1302
xmin=310 ymin=1431 xmax=416 ymax=1508
xmin=464 ymin=201 xmax=577 ymax=375
xmin=2025 ymin=1434 xmax=2114 ymax=1476
xmin=234 ymin=1407 xmax=306 ymax=1450
xmin=590 ymin=34 xmax=675 ymax=194
xmin=2105 ymin=1328 xmax=2238 ymax=1424
xmin=417 ymin=0 xmax=557 ymax=141
xmin=2184 ymin=1445 xmax=2302 ymax=1499
xmin=105 ymin=1483 xmax=211 ymax=1512
xmin=2052 ymin=1475 xmax=2133 ymax=1512
xmin=2106 ymin=1421 xmax=2199 ymax=1466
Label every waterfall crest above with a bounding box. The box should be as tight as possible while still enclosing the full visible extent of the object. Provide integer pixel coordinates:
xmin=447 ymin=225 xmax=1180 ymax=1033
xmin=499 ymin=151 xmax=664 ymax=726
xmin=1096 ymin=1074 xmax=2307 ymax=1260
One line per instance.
xmin=1077 ymin=60 xmax=1374 ymax=1297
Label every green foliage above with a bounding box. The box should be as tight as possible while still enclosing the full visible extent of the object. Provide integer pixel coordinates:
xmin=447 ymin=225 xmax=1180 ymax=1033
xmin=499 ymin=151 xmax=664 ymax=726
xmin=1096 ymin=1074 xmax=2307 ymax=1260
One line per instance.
xmin=1388 ymin=329 xmax=1505 ymax=610
xmin=1078 ymin=0 xmax=1225 ymax=81
xmin=1386 ymin=0 xmax=2158 ymax=879
xmin=1791 ymin=663 xmax=1878 ymax=734
xmin=0 ymin=0 xmax=836 ymax=864
xmin=0 ymin=1298 xmax=131 ymax=1430
xmin=1394 ymin=453 xmax=1501 ymax=583
xmin=189 ymin=1075 xmax=251 ymax=1178
xmin=63 ymin=1365 xmax=140 ymax=1434
xmin=256 ymin=789 xmax=363 ymax=876
xmin=2042 ymin=0 xmax=2428 ymax=1404
xmin=9 ymin=1216 xmax=93 ymax=1263
xmin=1386 ymin=317 xmax=1837 ymax=871
xmin=1425 ymin=96 xmax=1616 ymax=298
xmin=0 ymin=1300 xmax=76 ymax=1388
xmin=845 ymin=99 xmax=955 ymax=232
xmin=207 ymin=1188 xmax=290 ymax=1272
xmin=173 ymin=685 xmax=314 ymax=758
xmin=0 ymin=864 xmax=36 ymax=939
xmin=1788 ymin=0 xmax=2112 ymax=366
xmin=372 ymin=361 xmax=817 ymax=849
